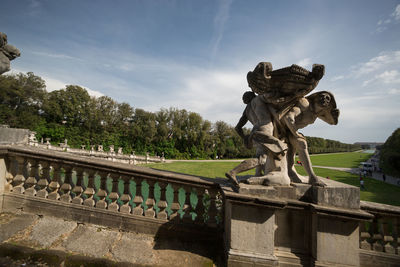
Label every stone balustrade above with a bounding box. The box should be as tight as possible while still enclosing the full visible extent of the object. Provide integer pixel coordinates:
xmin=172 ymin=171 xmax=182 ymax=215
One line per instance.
xmin=2 ymin=144 xmax=400 ymax=266
xmin=27 ymin=139 xmax=165 ymax=165
xmin=359 ymin=201 xmax=400 ymax=258
xmin=0 ymin=145 xmax=223 ymax=236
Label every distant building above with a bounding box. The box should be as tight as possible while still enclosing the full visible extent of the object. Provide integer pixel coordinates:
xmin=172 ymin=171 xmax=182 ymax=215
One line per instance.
xmin=354 ymin=142 xmax=384 ymax=149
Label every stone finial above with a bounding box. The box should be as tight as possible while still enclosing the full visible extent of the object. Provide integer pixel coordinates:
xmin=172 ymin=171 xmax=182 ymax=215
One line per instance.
xmin=81 ymin=145 xmax=86 ymax=150
xmin=98 ymin=145 xmax=103 ymax=152
xmin=118 ymin=147 xmax=123 ymax=154
xmin=109 ymin=145 xmax=114 ymax=153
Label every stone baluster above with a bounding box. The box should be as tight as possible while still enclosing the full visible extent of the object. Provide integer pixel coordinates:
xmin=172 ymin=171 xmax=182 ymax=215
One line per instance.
xmin=48 ymin=163 xmax=61 ymax=200
xmin=132 ymin=178 xmax=144 ymax=216
xmin=182 ymin=185 xmax=193 ymax=222
xmin=72 ymin=168 xmax=85 ymax=204
xmin=25 ymin=159 xmax=39 ymax=196
xmin=95 ymin=171 xmax=109 ymax=209
xmin=4 ymin=157 xmax=15 ymax=192
xmin=359 ymin=222 xmax=372 ymax=250
xmin=145 ymin=180 xmax=156 ymax=218
xmin=37 ymin=161 xmax=51 ymax=198
xmin=60 ymin=166 xmax=73 ymax=202
xmin=156 ymin=182 xmax=168 ymax=220
xmin=83 ymin=170 xmax=96 ymax=207
xmin=12 ymin=156 xmax=26 ymax=194
xmin=206 ymin=188 xmax=219 ymax=227
xmin=194 ymin=187 xmax=206 ymax=223
xmin=383 ymin=218 xmax=396 ymax=254
xmin=108 ymin=173 xmax=120 ymax=211
xmin=119 ymin=177 xmax=132 ymax=213
xmin=372 ymin=219 xmax=384 ymax=252
xmin=169 ymin=183 xmax=181 ymax=220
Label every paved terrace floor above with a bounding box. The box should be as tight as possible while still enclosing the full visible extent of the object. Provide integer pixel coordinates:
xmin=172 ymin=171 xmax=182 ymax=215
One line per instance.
xmin=0 ymin=212 xmax=216 ymax=267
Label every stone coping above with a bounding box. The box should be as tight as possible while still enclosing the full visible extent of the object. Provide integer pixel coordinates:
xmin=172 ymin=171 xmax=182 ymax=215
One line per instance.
xmin=221 ymin=184 xmax=373 ymax=221
xmin=360 ymin=200 xmax=400 ymax=217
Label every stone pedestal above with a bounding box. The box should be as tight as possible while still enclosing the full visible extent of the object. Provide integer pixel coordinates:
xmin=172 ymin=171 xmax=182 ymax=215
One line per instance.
xmin=225 ymin=199 xmax=281 ymax=266
xmin=222 ymin=178 xmax=373 ymax=267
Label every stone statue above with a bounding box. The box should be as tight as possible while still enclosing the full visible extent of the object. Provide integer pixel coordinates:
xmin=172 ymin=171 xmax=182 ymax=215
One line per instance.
xmin=0 ymin=32 xmax=20 ymax=75
xmin=226 ymin=62 xmax=339 ymax=189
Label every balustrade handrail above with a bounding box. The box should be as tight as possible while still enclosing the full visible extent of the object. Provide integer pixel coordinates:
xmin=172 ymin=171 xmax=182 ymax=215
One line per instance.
xmin=360 ymin=200 xmax=400 ymax=217
xmin=0 ymin=145 xmax=216 ymax=188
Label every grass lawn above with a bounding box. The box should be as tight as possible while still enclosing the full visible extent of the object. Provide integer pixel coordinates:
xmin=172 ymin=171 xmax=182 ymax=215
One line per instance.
xmin=306 ymin=152 xmax=372 ymax=168
xmin=147 ymin=156 xmax=400 ymax=206
xmin=147 ymin=161 xmax=254 ymax=179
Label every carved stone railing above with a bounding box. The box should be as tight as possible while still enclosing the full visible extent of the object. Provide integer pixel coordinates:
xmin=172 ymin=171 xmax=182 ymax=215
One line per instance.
xmin=28 ymin=142 xmax=165 ymax=165
xmin=360 ymin=201 xmax=400 ymax=253
xmin=0 ymin=145 xmax=223 ymax=239
xmin=359 ymin=200 xmax=400 ymax=265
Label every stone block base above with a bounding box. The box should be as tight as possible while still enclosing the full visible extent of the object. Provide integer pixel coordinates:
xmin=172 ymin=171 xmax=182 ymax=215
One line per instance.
xmin=227 ymin=250 xmax=278 ymax=267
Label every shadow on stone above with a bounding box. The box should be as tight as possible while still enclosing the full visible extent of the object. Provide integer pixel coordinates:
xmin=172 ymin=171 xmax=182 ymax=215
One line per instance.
xmin=153 ymin=215 xmax=224 ymax=267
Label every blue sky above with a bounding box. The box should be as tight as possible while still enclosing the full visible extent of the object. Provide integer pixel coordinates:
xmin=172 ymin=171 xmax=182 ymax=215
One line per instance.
xmin=1 ymin=0 xmax=399 ymax=143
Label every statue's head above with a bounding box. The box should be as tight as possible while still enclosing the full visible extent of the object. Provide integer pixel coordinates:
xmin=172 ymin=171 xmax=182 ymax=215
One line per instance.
xmin=0 ymin=33 xmax=20 ymax=75
xmin=3 ymin=44 xmax=20 ymax=60
xmin=307 ymin=91 xmax=339 ymax=125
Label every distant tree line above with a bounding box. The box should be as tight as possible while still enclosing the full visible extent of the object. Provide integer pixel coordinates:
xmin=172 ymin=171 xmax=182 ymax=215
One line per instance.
xmin=379 ymin=128 xmax=400 ymax=177
xmin=0 ymin=72 xmax=361 ymax=159
xmin=305 ymin=136 xmax=361 ymax=154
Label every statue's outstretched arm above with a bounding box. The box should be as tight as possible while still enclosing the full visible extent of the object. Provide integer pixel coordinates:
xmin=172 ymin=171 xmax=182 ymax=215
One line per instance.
xmin=235 ymin=110 xmax=252 ymax=148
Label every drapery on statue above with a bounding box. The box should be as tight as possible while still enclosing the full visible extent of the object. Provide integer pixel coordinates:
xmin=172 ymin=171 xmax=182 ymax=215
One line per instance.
xmin=226 ymin=62 xmax=340 ymax=189
xmin=0 ymin=32 xmax=21 ymax=75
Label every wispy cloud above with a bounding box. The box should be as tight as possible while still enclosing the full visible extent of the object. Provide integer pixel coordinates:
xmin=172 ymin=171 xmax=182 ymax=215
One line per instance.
xmin=330 ymin=75 xmax=345 ymax=82
xmin=363 ymin=70 xmax=400 ymax=86
xmin=210 ymin=0 xmax=233 ymax=60
xmin=32 ymin=51 xmax=82 ymax=61
xmin=351 ymin=50 xmax=400 ymax=77
xmin=388 ymin=88 xmax=400 ymax=95
xmin=392 ymin=4 xmax=400 ymax=20
xmin=28 ymin=0 xmax=42 ymax=16
xmin=375 ymin=4 xmax=400 ymax=32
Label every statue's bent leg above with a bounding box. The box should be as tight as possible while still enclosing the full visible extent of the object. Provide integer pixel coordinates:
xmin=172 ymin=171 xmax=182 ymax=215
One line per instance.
xmin=225 ymin=158 xmax=260 ymax=187
xmin=287 ymin=139 xmax=309 ymax=183
xmin=294 ymin=136 xmax=326 ymax=187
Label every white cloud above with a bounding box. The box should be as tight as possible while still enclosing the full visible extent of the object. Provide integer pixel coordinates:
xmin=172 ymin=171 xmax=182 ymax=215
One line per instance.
xmin=392 ymin=4 xmax=400 ymax=20
xmin=296 ymin=58 xmax=312 ymax=68
xmin=161 ymin=69 xmax=247 ymax=125
xmin=388 ymin=88 xmax=400 ymax=95
xmin=362 ymin=70 xmax=400 ymax=86
xmin=43 ymin=75 xmax=104 ymax=97
xmin=375 ymin=4 xmax=400 ymax=32
xmin=352 ymin=50 xmax=400 ymax=77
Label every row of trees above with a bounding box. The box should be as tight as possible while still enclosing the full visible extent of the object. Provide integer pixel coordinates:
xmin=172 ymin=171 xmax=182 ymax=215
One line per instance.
xmin=379 ymin=128 xmax=400 ymax=177
xmin=306 ymin=136 xmax=361 ymax=154
xmin=0 ymin=72 xmax=361 ymax=159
